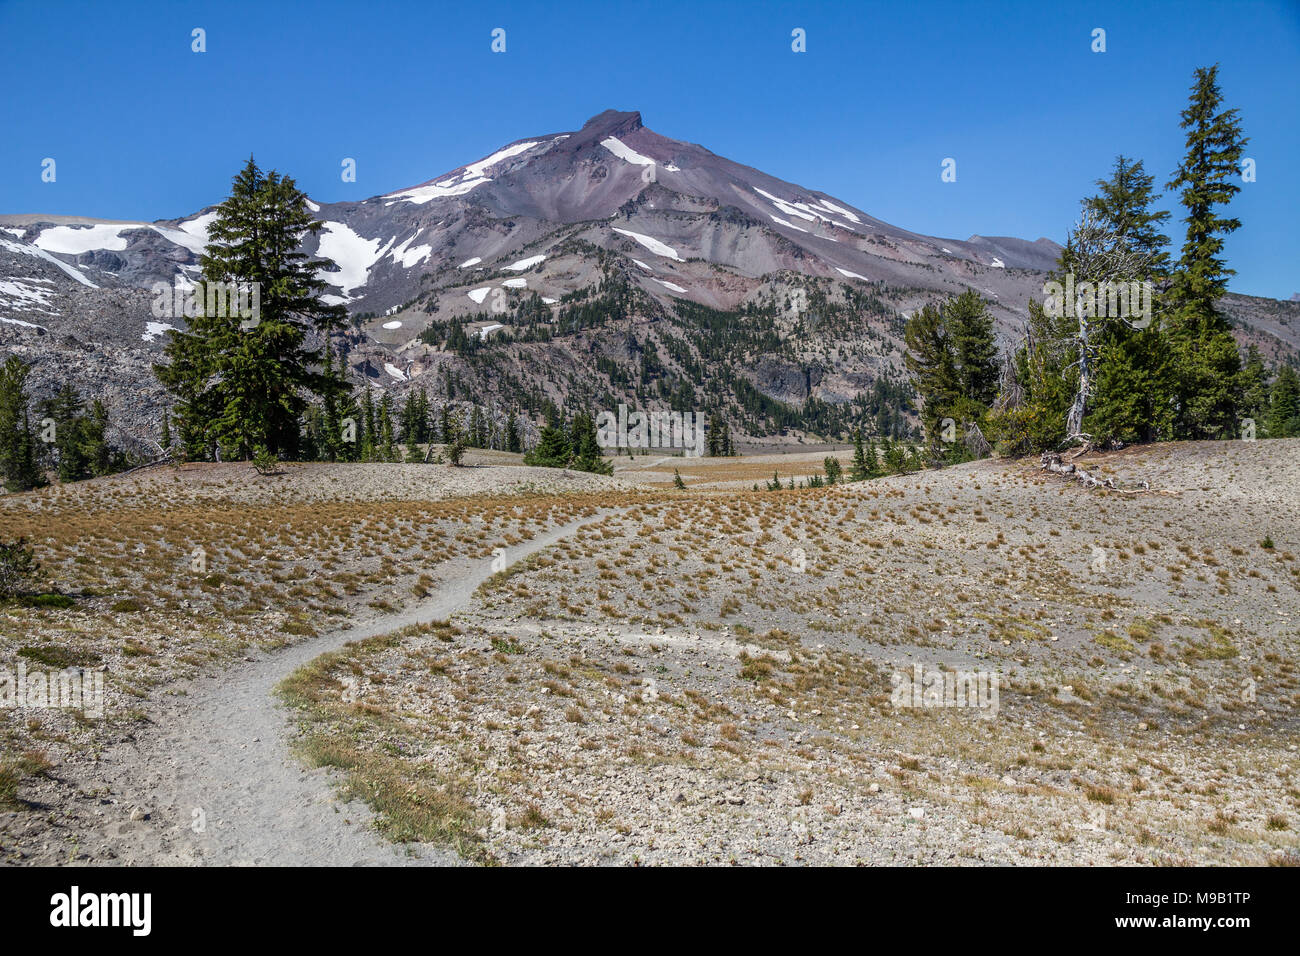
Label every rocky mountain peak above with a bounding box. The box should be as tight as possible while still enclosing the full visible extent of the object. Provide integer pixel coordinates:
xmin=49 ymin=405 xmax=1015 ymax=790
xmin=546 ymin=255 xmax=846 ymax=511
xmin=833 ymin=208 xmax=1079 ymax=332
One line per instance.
xmin=580 ymin=109 xmax=644 ymax=136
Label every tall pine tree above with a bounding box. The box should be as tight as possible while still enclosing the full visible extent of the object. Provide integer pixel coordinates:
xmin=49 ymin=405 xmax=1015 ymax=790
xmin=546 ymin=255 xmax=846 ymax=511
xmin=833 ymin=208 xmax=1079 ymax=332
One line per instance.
xmin=1164 ymin=64 xmax=1248 ymax=439
xmin=155 ymin=157 xmax=346 ymax=460
xmin=0 ymin=357 xmax=43 ymax=491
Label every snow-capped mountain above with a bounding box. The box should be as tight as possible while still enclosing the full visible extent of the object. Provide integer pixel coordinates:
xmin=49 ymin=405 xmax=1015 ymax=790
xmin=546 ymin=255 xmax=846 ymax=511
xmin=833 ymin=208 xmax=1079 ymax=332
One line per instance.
xmin=2 ymin=109 xmax=1296 ymax=445
xmin=0 ymin=110 xmax=1059 ymax=330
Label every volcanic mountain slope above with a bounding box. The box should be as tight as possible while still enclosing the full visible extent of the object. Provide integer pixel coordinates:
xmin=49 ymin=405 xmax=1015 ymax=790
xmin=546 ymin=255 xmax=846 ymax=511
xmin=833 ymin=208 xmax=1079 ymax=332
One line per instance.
xmin=2 ymin=109 xmax=1296 ymax=445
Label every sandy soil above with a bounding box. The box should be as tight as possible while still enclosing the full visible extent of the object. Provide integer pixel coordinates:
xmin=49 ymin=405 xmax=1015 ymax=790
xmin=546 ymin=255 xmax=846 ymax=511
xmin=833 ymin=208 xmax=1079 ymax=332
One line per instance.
xmin=2 ymin=441 xmax=1297 ymax=865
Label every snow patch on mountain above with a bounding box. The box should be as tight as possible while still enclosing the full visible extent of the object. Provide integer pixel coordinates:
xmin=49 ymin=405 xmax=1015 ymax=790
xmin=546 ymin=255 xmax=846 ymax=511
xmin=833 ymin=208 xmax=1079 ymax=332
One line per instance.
xmin=600 ymin=137 xmax=655 ymax=166
xmin=755 ymin=188 xmax=817 ymax=223
xmin=142 ymin=320 xmax=177 ymax=342
xmin=502 ymin=277 xmax=527 ymax=288
xmin=755 ymin=189 xmax=863 ymax=233
xmin=458 ymin=256 xmax=482 ymax=269
xmin=316 ymin=222 xmax=394 ymax=297
xmin=613 ymin=228 xmax=683 ymax=261
xmin=385 ymin=141 xmax=542 ymax=205
xmin=506 ymin=254 xmax=545 ymax=271
xmin=650 ymin=277 xmax=688 ymax=294
xmin=173 ymin=211 xmax=217 ymax=248
xmin=0 ymin=279 xmax=55 ymax=309
xmin=467 ymin=287 xmax=491 ymax=304
xmin=0 ymin=316 xmax=47 ymax=331
xmin=34 ymin=223 xmax=141 ymax=254
xmin=29 ymin=216 xmax=213 ymax=259
xmin=390 ymin=233 xmax=433 ymax=269
xmin=770 ymin=215 xmax=807 ymax=233
xmin=150 ymin=224 xmax=207 ymax=256
xmin=835 ymin=267 xmax=869 ymax=281
xmin=0 ymin=237 xmax=98 ymax=287
xmin=814 ymin=198 xmax=861 ymax=223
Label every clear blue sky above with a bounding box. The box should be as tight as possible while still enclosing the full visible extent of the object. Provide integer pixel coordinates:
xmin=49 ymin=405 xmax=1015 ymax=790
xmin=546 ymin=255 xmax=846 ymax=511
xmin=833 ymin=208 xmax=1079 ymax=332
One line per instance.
xmin=1 ymin=0 xmax=1296 ymax=298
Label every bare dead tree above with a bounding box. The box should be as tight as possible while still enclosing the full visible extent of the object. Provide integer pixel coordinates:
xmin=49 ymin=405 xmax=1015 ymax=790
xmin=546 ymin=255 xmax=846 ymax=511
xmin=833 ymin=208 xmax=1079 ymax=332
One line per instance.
xmin=993 ymin=331 xmax=1026 ymax=416
xmin=1040 ymin=451 xmax=1157 ymax=495
xmin=1049 ymin=210 xmax=1157 ymax=449
xmin=964 ymin=421 xmax=992 ymax=458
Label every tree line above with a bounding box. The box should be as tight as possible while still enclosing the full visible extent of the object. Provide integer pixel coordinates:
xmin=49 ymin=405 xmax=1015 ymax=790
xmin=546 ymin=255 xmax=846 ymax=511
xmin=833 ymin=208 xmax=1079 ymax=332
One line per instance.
xmin=0 ymin=360 xmax=128 ymax=492
xmin=904 ymin=65 xmax=1299 ymax=460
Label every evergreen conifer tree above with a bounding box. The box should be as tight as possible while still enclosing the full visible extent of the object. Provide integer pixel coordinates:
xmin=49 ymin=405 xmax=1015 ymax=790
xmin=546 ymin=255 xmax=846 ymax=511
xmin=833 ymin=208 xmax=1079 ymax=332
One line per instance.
xmin=1266 ymin=365 xmax=1300 ymax=438
xmin=1164 ymin=65 xmax=1248 ymax=439
xmin=850 ymin=428 xmax=869 ymax=481
xmin=0 ymin=357 xmax=44 ymax=491
xmin=154 ymin=156 xmax=346 ymax=460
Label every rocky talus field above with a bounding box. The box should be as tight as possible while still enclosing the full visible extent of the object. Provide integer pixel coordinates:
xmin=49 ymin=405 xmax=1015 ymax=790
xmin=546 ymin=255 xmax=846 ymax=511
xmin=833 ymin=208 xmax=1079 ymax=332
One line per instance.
xmin=1 ymin=441 xmax=1297 ymax=865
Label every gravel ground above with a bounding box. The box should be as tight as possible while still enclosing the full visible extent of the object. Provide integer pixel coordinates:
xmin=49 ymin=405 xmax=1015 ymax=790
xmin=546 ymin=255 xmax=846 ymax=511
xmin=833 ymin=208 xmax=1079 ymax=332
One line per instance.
xmin=2 ymin=515 xmax=611 ymax=865
xmin=2 ymin=441 xmax=1298 ymax=866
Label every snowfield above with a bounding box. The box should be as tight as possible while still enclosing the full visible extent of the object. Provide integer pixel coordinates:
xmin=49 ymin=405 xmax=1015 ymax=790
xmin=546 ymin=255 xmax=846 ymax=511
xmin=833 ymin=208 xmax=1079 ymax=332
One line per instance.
xmin=599 ymin=136 xmax=679 ymax=172
xmin=0 ymin=278 xmax=55 ymax=309
xmin=384 ymin=141 xmax=542 ymax=205
xmin=650 ymin=277 xmax=688 ymax=294
xmin=31 ymin=219 xmax=217 ymax=259
xmin=756 ymin=187 xmax=817 ymax=222
xmin=754 ymin=188 xmax=862 ymax=233
xmin=390 ymin=233 xmax=432 ymax=269
xmin=0 ymin=237 xmax=98 ymax=287
xmin=813 ymin=197 xmax=862 ymax=223
xmin=142 ymin=320 xmax=177 ymax=342
xmin=613 ymin=227 xmax=684 ymax=261
xmin=33 ymin=223 xmax=140 ymax=254
xmin=170 ymin=211 xmax=218 ymax=252
xmin=770 ymin=215 xmax=808 ymax=233
xmin=600 ymin=136 xmax=656 ymax=166
xmin=315 ymin=222 xmax=394 ymax=297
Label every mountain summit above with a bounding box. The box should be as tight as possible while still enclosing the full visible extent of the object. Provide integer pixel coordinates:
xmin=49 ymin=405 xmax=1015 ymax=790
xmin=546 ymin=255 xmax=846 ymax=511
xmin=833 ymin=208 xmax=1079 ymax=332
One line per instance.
xmin=2 ymin=109 xmax=1292 ymax=445
xmin=1 ymin=108 xmax=1061 ymax=326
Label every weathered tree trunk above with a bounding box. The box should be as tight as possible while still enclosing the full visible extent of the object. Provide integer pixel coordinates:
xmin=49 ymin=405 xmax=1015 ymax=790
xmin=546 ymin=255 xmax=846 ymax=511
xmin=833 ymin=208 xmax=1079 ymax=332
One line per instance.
xmin=1041 ymin=452 xmax=1117 ymax=490
xmin=116 ymin=455 xmax=175 ymax=478
xmin=1065 ymin=314 xmax=1092 ymax=441
xmin=1039 ymin=451 xmax=1163 ymax=495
